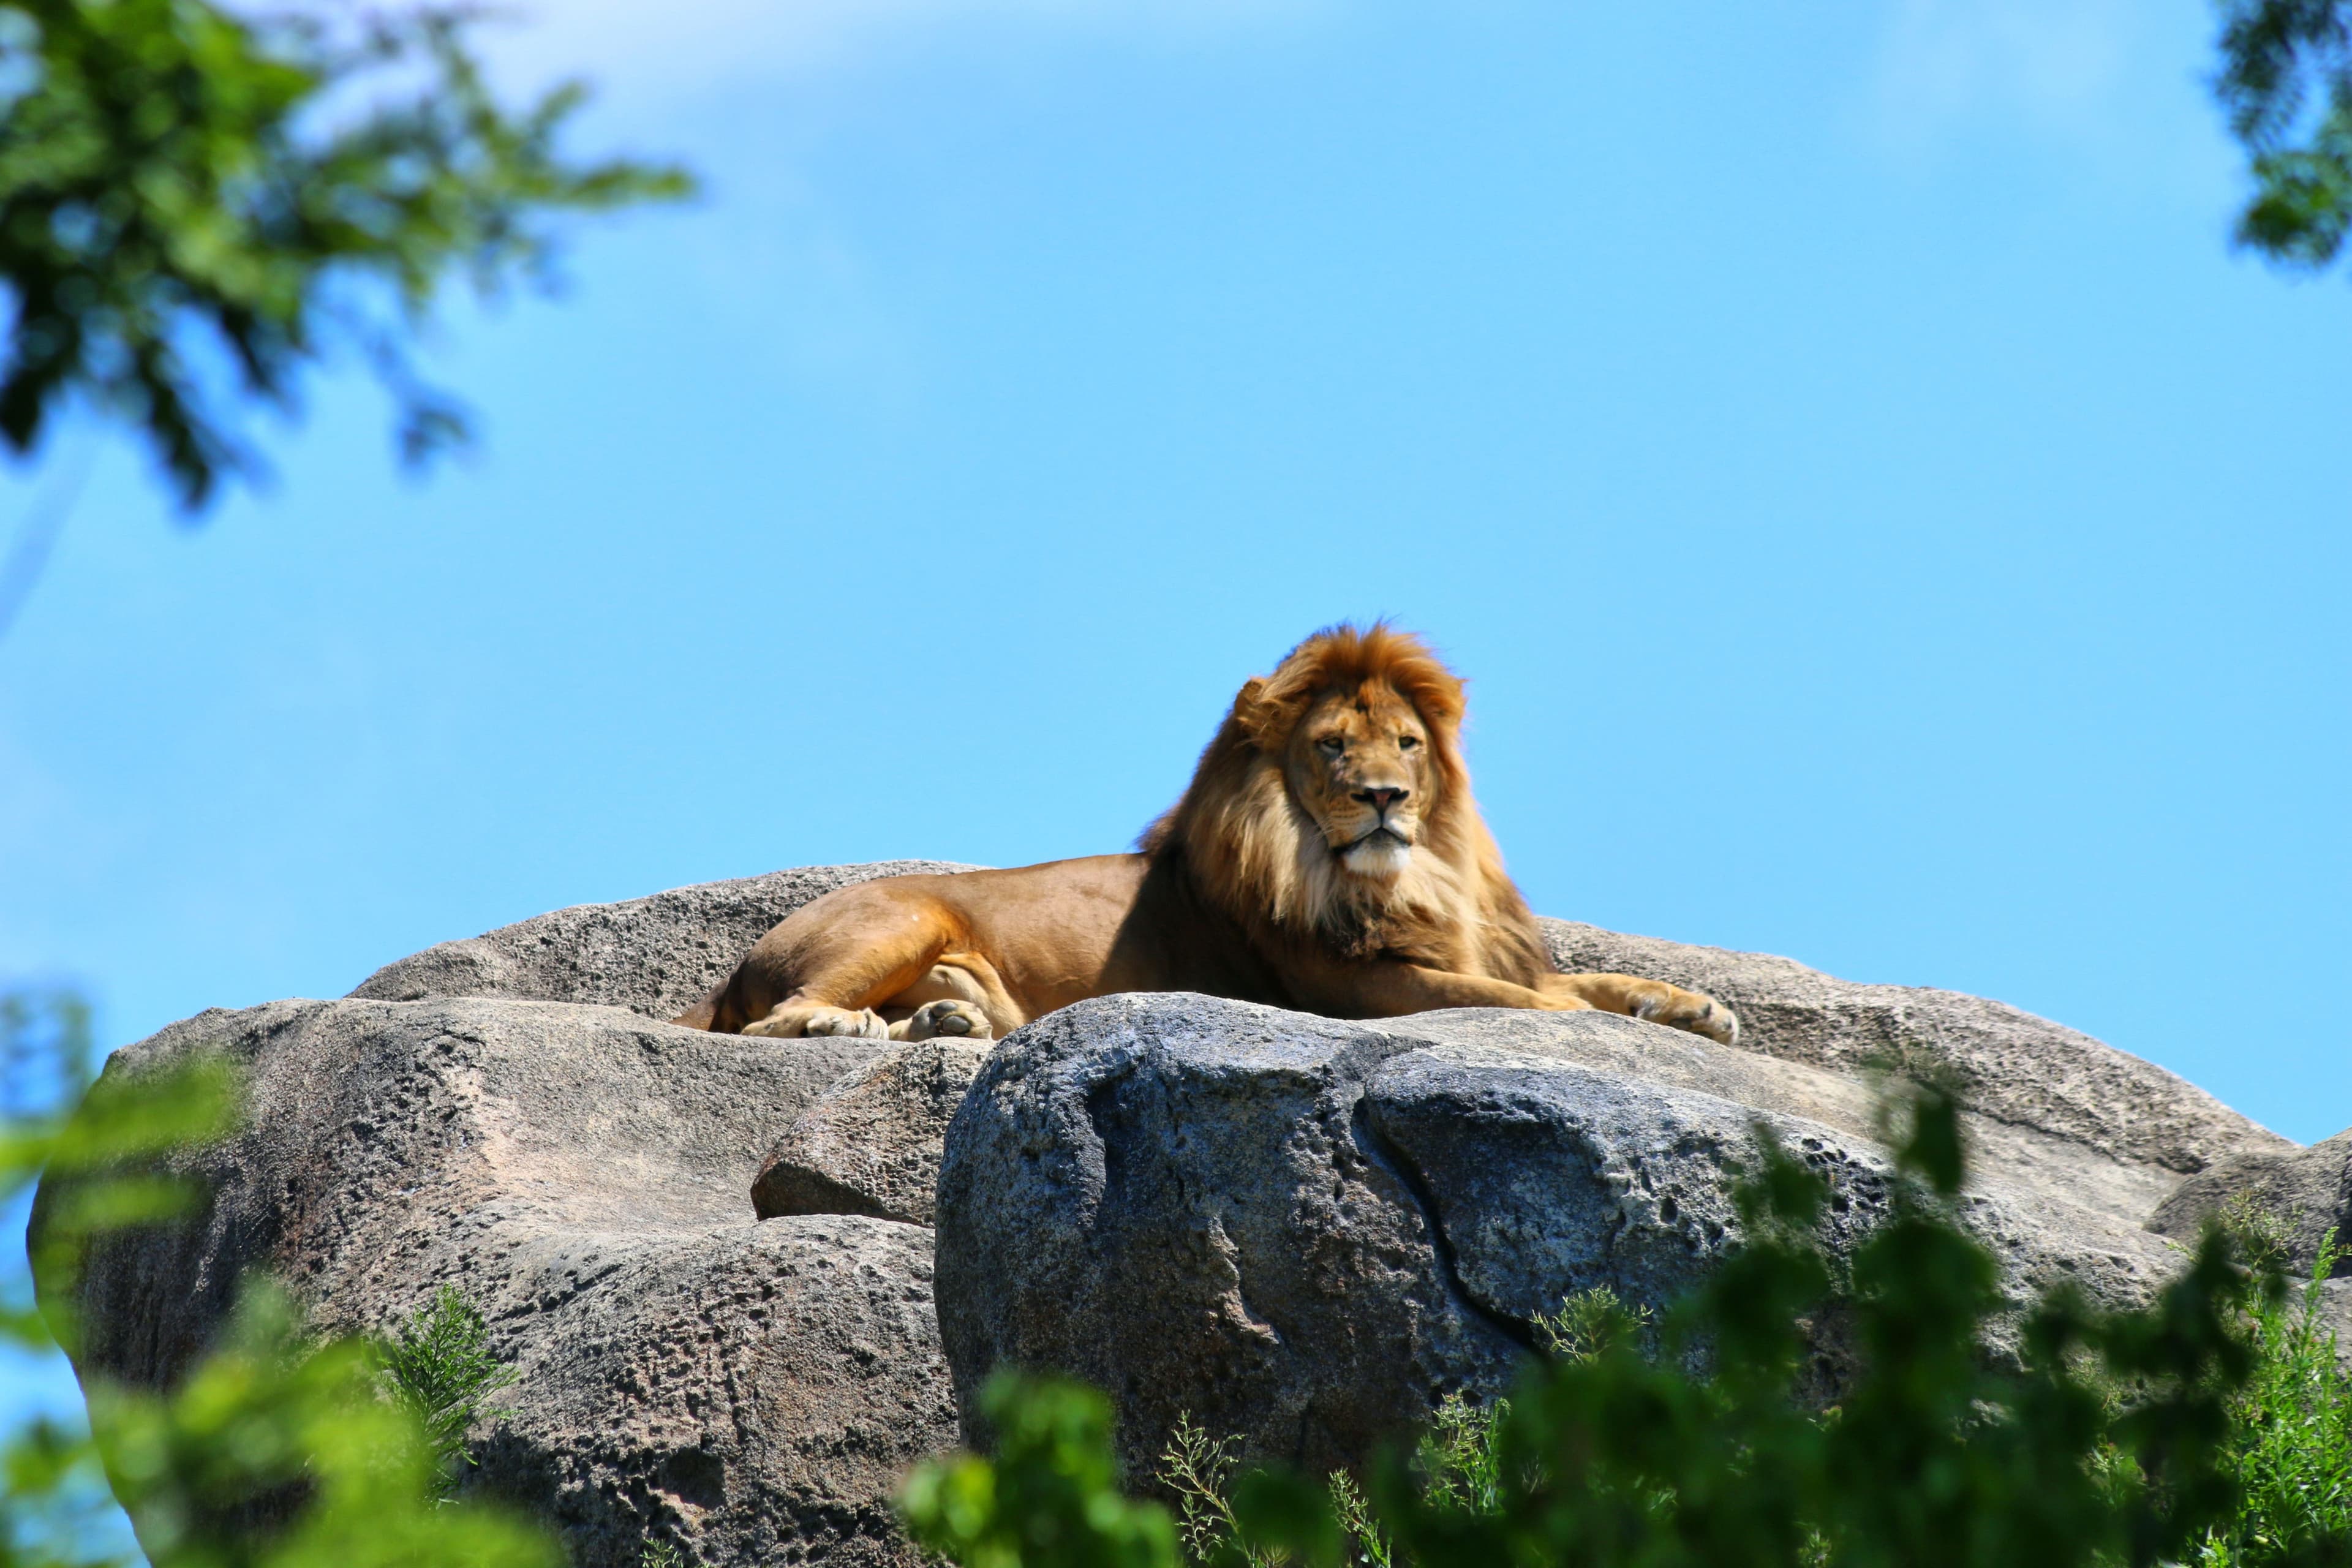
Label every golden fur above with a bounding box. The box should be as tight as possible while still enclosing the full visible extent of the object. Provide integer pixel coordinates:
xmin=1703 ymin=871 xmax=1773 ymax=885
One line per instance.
xmin=677 ymin=624 xmax=1736 ymax=1045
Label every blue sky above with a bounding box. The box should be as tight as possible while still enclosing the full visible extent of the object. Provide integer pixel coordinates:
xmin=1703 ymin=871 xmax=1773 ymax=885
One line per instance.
xmin=3 ymin=0 xmax=2349 ymax=1439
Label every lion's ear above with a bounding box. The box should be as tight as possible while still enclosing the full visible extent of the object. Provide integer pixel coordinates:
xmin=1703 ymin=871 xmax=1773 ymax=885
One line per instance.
xmin=1231 ymin=677 xmax=1276 ymax=745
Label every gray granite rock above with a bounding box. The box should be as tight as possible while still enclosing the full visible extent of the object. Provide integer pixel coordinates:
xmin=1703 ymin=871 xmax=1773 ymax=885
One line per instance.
xmin=2143 ymin=1128 xmax=2352 ymax=1365
xmin=37 ymin=997 xmax=954 ymax=1568
xmin=935 ymin=995 xmax=1517 ymax=1480
xmin=2148 ymin=1128 xmax=2352 ymax=1272
xmin=349 ymin=861 xmax=978 ymax=1023
xmin=1539 ymin=920 xmax=2286 ymax=1177
xmin=755 ymin=1040 xmax=992 ymax=1227
xmin=41 ymin=862 xmax=2308 ymax=1562
xmin=933 ymin=993 xmax=2221 ymax=1482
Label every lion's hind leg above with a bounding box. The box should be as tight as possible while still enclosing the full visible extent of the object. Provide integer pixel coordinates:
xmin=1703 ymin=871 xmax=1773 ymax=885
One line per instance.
xmin=726 ymin=884 xmax=970 ymax=1039
xmin=892 ymin=999 xmax=992 ymax=1041
xmin=880 ymin=955 xmax=1016 ymax=1041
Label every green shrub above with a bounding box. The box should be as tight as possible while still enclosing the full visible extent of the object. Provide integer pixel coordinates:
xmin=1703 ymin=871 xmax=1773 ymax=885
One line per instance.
xmin=902 ymin=1373 xmax=1181 ymax=1568
xmin=70 ymin=1280 xmax=557 ymax=1568
xmin=2200 ymin=1226 xmax=2352 ymax=1566
xmin=378 ymin=1284 xmax=520 ymax=1499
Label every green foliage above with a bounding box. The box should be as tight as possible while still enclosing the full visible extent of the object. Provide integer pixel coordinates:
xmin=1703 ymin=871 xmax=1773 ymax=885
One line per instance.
xmin=909 ymin=1087 xmax=2352 ymax=1568
xmin=0 ymin=0 xmax=693 ymax=508
xmin=376 ymin=1283 xmax=518 ymax=1500
xmin=1321 ymin=1469 xmax=1389 ymax=1568
xmin=900 ymin=1373 xmax=1182 ymax=1568
xmin=1158 ymin=1412 xmax=1251 ymax=1566
xmin=70 ymin=1280 xmax=557 ymax=1568
xmin=1 ymin=987 xmax=560 ymax=1568
xmin=1532 ymin=1284 xmax=1652 ymax=1367
xmin=2 ymin=993 xmax=241 ymax=1357
xmin=1404 ymin=1396 xmax=1507 ymax=1525
xmin=2215 ymin=0 xmax=2352 ymax=271
xmin=0 ymin=988 xmax=92 ymax=1115
xmin=2199 ymin=1228 xmax=2352 ymax=1566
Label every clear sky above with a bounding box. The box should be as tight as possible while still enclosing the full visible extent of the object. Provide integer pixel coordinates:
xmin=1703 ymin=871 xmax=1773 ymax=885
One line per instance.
xmin=4 ymin=0 xmax=2350 ymax=1438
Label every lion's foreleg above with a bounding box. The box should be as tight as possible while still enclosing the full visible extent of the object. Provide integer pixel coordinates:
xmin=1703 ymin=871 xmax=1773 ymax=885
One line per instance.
xmin=1296 ymin=959 xmax=1585 ymax=1018
xmin=1539 ymin=972 xmax=1740 ymax=1046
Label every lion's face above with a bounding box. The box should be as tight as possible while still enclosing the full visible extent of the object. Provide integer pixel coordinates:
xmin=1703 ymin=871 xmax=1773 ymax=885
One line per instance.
xmin=1283 ymin=682 xmax=1434 ymax=881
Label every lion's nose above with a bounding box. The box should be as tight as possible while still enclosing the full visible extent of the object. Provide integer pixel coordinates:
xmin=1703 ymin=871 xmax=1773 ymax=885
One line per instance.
xmin=1355 ymin=786 xmax=1408 ymax=813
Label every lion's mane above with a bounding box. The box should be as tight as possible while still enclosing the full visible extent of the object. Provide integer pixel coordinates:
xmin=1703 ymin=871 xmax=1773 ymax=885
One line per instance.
xmin=1140 ymin=622 xmax=1555 ymax=978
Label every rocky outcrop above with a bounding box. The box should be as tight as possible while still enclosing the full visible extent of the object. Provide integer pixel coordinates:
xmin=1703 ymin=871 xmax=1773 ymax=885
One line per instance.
xmin=2149 ymin=1129 xmax=2352 ymax=1271
xmin=39 ymin=862 xmax=2315 ymax=1568
xmin=2147 ymin=1129 xmax=2352 ymax=1348
xmin=42 ymin=994 xmax=954 ymax=1568
xmin=932 ymin=994 xmax=2223 ymax=1480
xmin=754 ymin=1040 xmax=992 ymax=1226
xmin=1539 ymin=921 xmax=2281 ymax=1178
xmin=349 ymin=861 xmax=976 ymax=1023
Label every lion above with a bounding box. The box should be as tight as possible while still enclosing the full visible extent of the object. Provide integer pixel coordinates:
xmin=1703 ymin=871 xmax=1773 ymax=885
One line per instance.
xmin=674 ymin=624 xmax=1737 ymax=1046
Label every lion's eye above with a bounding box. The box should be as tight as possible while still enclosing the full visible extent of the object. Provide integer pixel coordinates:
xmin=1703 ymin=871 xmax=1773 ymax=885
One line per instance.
xmin=1316 ymin=737 xmax=1344 ymax=756
xmin=1398 ymin=736 xmax=1420 ymax=751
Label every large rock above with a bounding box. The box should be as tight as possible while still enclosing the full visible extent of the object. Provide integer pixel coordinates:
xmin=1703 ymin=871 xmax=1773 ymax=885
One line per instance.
xmin=42 ymin=861 xmax=2311 ymax=1562
xmin=1539 ymin=920 xmax=2282 ymax=1177
xmin=40 ymin=995 xmax=956 ymax=1568
xmin=934 ymin=992 xmax=2271 ymax=1481
xmin=2149 ymin=1128 xmax=2352 ymax=1271
xmin=349 ymin=861 xmax=976 ymax=1023
xmin=2147 ymin=1129 xmax=2352 ymax=1347
xmin=754 ymin=1040 xmax=993 ymax=1227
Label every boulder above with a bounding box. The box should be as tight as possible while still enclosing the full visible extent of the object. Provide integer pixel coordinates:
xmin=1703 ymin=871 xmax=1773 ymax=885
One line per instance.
xmin=40 ymin=995 xmax=956 ymax=1568
xmin=2146 ymin=1126 xmax=2352 ymax=1355
xmin=754 ymin=1040 xmax=993 ymax=1227
xmin=2148 ymin=1128 xmax=2352 ymax=1271
xmin=349 ymin=861 xmax=977 ymax=1023
xmin=934 ymin=992 xmax=2269 ymax=1481
xmin=41 ymin=861 xmax=2310 ymax=1564
xmin=1539 ymin=920 xmax=2282 ymax=1177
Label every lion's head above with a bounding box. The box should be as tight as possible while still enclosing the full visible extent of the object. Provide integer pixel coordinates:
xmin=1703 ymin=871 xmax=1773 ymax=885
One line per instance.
xmin=1144 ymin=624 xmax=1543 ymax=972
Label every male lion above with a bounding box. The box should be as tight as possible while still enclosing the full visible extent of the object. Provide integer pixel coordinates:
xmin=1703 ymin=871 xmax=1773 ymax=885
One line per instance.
xmin=676 ymin=624 xmax=1736 ymax=1045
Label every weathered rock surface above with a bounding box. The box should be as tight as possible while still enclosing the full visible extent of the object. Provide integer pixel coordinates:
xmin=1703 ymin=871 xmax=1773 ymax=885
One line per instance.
xmin=2146 ymin=1126 xmax=2352 ymax=1351
xmin=42 ymin=996 xmax=954 ymax=1568
xmin=935 ymin=992 xmax=2276 ymax=1480
xmin=1539 ymin=920 xmax=2284 ymax=1177
xmin=349 ymin=861 xmax=976 ymax=1023
xmin=2149 ymin=1128 xmax=2352 ymax=1271
xmin=43 ymin=861 xmax=2315 ymax=1567
xmin=755 ymin=1040 xmax=993 ymax=1226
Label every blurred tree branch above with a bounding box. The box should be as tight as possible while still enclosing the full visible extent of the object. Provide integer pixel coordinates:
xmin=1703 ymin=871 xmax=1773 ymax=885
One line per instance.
xmin=0 ymin=0 xmax=694 ymax=510
xmin=2217 ymin=0 xmax=2352 ymax=270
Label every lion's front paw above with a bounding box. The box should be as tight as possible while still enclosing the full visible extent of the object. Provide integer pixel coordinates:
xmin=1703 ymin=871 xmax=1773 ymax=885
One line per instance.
xmin=804 ymin=1005 xmax=891 ymax=1039
xmin=896 ymin=999 xmax=994 ymax=1042
xmin=744 ymin=1004 xmax=890 ymax=1039
xmin=1631 ymin=985 xmax=1741 ymax=1047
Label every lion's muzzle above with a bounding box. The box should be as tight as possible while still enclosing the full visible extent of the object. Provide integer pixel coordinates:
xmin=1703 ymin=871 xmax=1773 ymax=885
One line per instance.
xmin=1341 ymin=826 xmax=1414 ymax=878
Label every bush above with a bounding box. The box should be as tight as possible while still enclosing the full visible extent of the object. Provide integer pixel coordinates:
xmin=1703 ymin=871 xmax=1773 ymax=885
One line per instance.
xmin=902 ymin=1373 xmax=1180 ymax=1568
xmin=2201 ymin=1222 xmax=2352 ymax=1566
xmin=378 ymin=1285 xmax=521 ymax=1500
